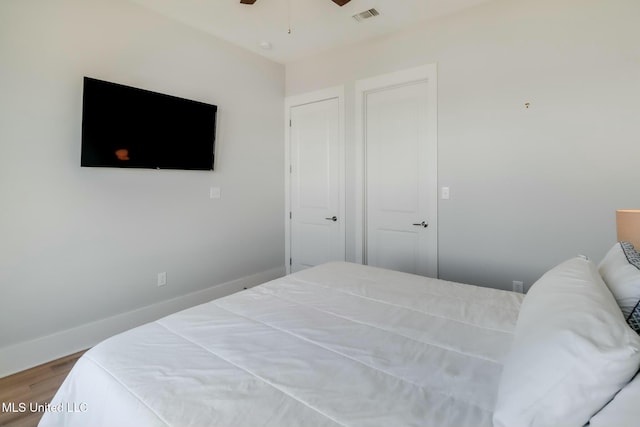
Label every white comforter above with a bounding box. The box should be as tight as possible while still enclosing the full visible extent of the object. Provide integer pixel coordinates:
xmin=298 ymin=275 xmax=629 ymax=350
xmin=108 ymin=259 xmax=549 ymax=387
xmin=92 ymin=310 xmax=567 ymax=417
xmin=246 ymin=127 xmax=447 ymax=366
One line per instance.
xmin=39 ymin=262 xmax=523 ymax=427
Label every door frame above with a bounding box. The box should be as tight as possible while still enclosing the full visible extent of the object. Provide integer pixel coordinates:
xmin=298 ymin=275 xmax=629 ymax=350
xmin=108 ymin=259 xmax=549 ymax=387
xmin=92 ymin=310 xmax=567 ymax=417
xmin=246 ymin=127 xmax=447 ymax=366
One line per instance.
xmin=354 ymin=65 xmax=438 ymax=276
xmin=284 ymin=86 xmax=346 ymax=274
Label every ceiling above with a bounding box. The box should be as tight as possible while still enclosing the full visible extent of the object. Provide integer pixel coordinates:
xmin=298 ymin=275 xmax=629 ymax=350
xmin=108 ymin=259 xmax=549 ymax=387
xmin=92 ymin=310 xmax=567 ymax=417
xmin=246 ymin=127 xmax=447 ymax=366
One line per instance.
xmin=129 ymin=0 xmax=494 ymax=64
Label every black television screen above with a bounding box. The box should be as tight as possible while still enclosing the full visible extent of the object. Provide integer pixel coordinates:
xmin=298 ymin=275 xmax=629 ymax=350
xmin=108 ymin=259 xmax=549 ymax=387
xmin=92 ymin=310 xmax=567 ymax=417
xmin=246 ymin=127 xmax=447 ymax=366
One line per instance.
xmin=81 ymin=77 xmax=217 ymax=171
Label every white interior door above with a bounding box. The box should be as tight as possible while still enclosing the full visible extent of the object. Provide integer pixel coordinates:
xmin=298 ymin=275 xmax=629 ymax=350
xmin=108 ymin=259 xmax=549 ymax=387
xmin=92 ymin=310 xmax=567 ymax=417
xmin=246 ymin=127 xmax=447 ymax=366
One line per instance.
xmin=289 ymin=97 xmax=344 ymax=272
xmin=365 ymin=79 xmax=437 ymax=276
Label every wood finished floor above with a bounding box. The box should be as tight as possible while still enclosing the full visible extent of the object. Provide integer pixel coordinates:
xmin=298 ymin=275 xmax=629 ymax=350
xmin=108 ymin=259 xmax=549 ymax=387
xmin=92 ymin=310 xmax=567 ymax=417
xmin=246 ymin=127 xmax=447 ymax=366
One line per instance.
xmin=0 ymin=351 xmax=86 ymax=427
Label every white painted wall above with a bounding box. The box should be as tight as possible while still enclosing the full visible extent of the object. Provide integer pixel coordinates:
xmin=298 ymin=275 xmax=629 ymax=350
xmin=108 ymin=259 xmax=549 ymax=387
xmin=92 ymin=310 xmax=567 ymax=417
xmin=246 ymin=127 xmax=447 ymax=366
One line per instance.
xmin=0 ymin=0 xmax=284 ymax=374
xmin=286 ymin=0 xmax=640 ymax=290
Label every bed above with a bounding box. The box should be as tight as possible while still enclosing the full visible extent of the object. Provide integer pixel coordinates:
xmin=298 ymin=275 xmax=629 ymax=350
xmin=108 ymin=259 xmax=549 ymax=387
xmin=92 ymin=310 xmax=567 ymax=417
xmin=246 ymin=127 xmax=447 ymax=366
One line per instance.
xmin=39 ymin=244 xmax=640 ymax=427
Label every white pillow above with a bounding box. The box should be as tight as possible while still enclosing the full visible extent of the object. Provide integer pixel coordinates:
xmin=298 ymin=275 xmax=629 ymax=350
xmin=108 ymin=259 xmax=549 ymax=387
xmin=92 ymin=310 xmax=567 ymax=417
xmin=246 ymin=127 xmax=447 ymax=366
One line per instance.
xmin=589 ymin=373 xmax=640 ymax=427
xmin=493 ymin=257 xmax=640 ymax=427
xmin=598 ymin=242 xmax=640 ymax=318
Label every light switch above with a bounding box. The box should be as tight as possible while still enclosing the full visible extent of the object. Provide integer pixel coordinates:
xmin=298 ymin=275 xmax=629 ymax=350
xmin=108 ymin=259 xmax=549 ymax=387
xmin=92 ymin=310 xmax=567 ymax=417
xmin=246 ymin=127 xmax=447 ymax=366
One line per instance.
xmin=441 ymin=187 xmax=450 ymax=200
xmin=209 ymin=187 xmax=221 ymax=199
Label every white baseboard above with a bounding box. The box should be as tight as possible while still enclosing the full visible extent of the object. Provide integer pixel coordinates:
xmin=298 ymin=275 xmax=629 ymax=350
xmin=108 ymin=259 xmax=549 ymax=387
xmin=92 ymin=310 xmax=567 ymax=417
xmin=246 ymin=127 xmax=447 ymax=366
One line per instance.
xmin=0 ymin=266 xmax=285 ymax=378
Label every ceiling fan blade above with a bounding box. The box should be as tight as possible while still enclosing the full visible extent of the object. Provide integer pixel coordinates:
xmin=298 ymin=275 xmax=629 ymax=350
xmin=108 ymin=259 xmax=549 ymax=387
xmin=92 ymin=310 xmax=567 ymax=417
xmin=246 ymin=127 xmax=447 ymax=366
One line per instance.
xmin=331 ymin=0 xmax=351 ymax=5
xmin=240 ymin=0 xmax=257 ymax=4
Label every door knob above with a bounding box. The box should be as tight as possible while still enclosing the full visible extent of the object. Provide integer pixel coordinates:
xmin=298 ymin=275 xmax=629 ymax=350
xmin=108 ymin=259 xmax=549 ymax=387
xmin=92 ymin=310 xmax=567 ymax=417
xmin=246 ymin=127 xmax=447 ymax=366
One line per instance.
xmin=325 ymin=216 xmax=338 ymax=222
xmin=412 ymin=221 xmax=428 ymax=228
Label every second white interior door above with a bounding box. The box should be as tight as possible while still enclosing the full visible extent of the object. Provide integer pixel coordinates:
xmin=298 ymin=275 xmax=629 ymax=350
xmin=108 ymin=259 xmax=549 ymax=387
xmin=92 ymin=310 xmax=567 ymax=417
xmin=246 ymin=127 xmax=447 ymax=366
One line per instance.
xmin=365 ymin=80 xmax=436 ymax=276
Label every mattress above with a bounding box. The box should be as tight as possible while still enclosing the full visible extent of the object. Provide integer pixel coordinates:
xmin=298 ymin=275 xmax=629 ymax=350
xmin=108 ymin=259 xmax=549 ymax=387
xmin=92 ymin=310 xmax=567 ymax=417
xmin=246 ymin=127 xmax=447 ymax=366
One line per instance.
xmin=39 ymin=262 xmax=524 ymax=427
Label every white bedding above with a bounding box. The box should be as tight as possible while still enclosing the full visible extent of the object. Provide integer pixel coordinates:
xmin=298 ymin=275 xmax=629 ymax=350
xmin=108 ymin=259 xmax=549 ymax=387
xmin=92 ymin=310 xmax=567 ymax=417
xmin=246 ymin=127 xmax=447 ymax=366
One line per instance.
xmin=39 ymin=262 xmax=523 ymax=427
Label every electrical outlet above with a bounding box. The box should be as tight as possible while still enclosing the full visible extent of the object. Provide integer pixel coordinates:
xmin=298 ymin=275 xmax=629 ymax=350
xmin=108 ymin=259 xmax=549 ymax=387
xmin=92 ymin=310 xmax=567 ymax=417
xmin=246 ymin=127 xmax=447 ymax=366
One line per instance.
xmin=512 ymin=280 xmax=524 ymax=294
xmin=157 ymin=272 xmax=167 ymax=287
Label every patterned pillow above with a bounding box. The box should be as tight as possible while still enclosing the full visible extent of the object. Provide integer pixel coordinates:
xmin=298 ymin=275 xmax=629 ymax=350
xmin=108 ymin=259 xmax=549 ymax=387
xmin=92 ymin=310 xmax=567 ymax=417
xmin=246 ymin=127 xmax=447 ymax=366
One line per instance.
xmin=598 ymin=242 xmax=640 ymax=318
xmin=618 ymin=242 xmax=640 ymax=334
xmin=621 ymin=241 xmax=640 ymax=268
xmin=620 ymin=242 xmax=640 ymax=334
xmin=628 ymin=300 xmax=640 ymax=334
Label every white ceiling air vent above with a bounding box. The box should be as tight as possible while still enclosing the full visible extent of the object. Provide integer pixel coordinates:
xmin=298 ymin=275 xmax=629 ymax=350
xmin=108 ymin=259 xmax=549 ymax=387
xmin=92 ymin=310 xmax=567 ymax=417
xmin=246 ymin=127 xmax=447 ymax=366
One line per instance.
xmin=352 ymin=8 xmax=379 ymax=22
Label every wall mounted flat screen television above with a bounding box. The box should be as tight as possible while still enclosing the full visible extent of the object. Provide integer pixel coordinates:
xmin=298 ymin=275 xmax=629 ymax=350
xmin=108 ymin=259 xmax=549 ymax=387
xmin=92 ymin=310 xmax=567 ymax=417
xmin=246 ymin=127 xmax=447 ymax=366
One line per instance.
xmin=81 ymin=77 xmax=217 ymax=171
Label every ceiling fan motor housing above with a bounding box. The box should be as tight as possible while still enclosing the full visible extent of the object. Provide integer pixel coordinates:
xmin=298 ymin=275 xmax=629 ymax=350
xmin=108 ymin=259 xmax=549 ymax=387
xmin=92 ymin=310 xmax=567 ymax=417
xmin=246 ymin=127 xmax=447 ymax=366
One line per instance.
xmin=240 ymin=0 xmax=351 ymax=5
